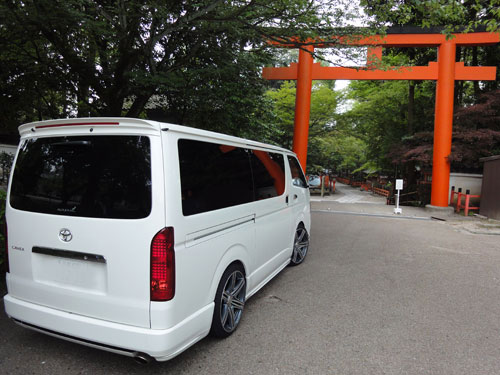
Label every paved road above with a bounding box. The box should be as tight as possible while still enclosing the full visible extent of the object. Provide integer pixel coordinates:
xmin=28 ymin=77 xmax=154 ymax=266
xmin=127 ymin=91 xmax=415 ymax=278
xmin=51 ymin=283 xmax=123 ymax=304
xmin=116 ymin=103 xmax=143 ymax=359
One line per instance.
xmin=2 ymin=203 xmax=500 ymax=374
xmin=311 ymin=182 xmax=386 ymax=205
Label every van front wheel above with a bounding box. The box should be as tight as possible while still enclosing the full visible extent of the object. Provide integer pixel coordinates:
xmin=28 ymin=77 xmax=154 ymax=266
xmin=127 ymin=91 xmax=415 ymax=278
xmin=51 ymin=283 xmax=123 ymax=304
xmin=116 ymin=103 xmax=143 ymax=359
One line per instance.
xmin=289 ymin=225 xmax=309 ymax=266
xmin=210 ymin=264 xmax=246 ymax=338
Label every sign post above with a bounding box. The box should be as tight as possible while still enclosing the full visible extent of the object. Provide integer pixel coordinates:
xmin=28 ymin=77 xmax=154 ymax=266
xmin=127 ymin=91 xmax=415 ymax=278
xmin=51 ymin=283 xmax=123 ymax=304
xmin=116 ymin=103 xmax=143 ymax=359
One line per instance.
xmin=394 ymin=179 xmax=403 ymax=215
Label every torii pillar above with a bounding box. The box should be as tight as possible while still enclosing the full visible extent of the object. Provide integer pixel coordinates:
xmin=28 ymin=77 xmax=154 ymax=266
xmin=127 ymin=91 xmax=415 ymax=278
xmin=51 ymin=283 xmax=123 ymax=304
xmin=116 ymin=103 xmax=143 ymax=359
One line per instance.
xmin=293 ymin=45 xmax=314 ymax=171
xmin=431 ymin=39 xmax=456 ymax=206
xmin=263 ymin=32 xmax=499 ymax=207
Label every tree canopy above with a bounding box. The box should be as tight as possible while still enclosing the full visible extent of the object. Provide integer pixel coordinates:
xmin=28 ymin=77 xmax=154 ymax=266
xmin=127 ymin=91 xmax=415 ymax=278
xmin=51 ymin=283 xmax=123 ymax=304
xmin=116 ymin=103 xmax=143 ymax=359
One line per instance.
xmin=0 ymin=0 xmax=360 ymax=135
xmin=334 ymin=0 xmax=500 ymax=179
xmin=264 ymin=80 xmax=369 ymax=174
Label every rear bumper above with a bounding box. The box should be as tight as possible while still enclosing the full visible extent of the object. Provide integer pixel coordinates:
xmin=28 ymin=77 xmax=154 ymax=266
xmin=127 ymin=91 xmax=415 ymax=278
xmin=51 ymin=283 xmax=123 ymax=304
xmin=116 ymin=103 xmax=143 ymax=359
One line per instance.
xmin=4 ymin=294 xmax=213 ymax=361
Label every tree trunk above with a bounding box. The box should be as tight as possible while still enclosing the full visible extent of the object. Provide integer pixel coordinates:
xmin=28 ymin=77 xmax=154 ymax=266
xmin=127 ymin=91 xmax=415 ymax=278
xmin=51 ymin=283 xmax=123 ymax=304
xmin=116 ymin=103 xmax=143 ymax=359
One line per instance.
xmin=472 ymin=47 xmax=481 ymax=99
xmin=408 ymin=81 xmax=415 ymax=134
xmin=126 ymin=92 xmax=154 ymax=118
xmin=455 ymin=46 xmax=463 ymax=108
xmin=77 ymin=81 xmax=90 ymax=117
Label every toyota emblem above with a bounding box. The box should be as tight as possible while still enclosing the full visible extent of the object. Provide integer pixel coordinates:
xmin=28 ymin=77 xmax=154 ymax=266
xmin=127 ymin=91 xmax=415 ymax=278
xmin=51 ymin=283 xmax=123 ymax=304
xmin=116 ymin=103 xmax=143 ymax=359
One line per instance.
xmin=59 ymin=228 xmax=73 ymax=242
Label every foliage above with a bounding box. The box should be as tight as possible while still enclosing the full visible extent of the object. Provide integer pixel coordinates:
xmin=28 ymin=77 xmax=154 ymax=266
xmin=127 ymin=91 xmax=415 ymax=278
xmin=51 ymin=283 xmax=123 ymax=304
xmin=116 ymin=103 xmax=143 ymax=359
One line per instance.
xmin=0 ymin=0 xmax=364 ymax=138
xmin=264 ymin=80 xmax=368 ymax=173
xmin=388 ymin=128 xmax=500 ymax=172
xmin=330 ymin=134 xmax=368 ymax=171
xmin=450 ymin=90 xmax=500 ymax=170
xmin=450 ymin=128 xmax=500 ymax=170
xmin=361 ymin=0 xmax=500 ymax=34
xmin=2 ymin=0 xmax=500 ymax=179
xmin=264 ymin=81 xmax=297 ymax=147
xmin=386 ymin=131 xmax=434 ymax=166
xmin=0 ymin=152 xmax=14 ymax=183
xmin=388 ymin=90 xmax=500 ymax=171
xmin=340 ymin=77 xmax=435 ymax=172
xmin=454 ymin=89 xmax=500 ymax=130
xmin=0 ymin=189 xmax=6 ymax=269
xmin=352 ymin=160 xmax=379 ymax=175
xmin=0 ymin=152 xmax=12 ymax=270
xmin=340 ymin=0 xmax=500 ymax=175
xmin=346 ymin=80 xmax=500 ymax=174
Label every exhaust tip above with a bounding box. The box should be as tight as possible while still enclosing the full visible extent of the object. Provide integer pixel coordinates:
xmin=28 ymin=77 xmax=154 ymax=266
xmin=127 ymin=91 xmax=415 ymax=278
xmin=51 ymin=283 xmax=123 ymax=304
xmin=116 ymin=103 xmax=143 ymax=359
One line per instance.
xmin=133 ymin=352 xmax=154 ymax=365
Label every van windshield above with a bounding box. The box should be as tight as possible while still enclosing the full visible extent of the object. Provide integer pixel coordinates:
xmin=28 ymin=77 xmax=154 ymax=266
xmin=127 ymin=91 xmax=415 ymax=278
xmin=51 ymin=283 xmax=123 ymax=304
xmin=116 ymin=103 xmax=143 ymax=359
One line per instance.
xmin=10 ymin=135 xmax=152 ymax=219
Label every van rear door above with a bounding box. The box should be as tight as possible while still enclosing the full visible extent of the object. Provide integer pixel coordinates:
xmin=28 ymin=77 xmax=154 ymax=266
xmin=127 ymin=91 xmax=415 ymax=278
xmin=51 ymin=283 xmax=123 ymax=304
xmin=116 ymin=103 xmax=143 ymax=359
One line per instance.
xmin=6 ymin=130 xmax=164 ymax=328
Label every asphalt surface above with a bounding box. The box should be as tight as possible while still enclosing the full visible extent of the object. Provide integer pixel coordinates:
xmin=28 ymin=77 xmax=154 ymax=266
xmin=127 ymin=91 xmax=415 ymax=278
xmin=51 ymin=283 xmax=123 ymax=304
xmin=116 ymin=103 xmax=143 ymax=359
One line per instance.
xmin=2 ymin=186 xmax=500 ymax=374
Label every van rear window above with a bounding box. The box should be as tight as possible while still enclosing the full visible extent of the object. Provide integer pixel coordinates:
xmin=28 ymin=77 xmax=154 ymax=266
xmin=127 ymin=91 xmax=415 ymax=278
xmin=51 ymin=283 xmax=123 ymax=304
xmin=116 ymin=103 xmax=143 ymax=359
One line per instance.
xmin=10 ymin=136 xmax=152 ymax=219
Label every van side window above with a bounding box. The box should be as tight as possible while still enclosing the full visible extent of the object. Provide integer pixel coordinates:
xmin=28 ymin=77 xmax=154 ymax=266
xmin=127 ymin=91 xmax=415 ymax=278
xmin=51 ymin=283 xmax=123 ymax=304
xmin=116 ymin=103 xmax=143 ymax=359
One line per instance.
xmin=287 ymin=156 xmax=308 ymax=188
xmin=250 ymin=151 xmax=285 ymax=199
xmin=178 ymin=140 xmax=254 ymax=216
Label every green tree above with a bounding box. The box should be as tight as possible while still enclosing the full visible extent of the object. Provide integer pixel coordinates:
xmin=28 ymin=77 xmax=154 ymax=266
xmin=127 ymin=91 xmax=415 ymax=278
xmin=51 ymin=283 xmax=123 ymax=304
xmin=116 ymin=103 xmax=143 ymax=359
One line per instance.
xmin=1 ymin=0 xmax=358 ymax=137
xmin=0 ymin=189 xmax=6 ymax=271
xmin=265 ymin=80 xmax=369 ymax=173
xmin=339 ymin=72 xmax=436 ymax=171
xmin=354 ymin=0 xmax=500 ymax=177
xmin=265 ymin=81 xmax=299 ymax=147
xmin=361 ymin=0 xmax=500 ymax=34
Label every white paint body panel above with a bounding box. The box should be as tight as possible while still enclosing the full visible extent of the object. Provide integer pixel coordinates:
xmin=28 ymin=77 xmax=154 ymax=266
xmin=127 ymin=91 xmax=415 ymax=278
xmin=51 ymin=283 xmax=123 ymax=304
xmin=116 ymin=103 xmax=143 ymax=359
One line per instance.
xmin=4 ymin=117 xmax=311 ymax=361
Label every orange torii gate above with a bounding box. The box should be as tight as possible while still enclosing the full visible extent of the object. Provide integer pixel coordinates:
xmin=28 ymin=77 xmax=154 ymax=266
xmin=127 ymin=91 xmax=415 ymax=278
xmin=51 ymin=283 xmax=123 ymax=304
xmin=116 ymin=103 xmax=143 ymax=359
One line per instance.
xmin=262 ymin=31 xmax=500 ymax=208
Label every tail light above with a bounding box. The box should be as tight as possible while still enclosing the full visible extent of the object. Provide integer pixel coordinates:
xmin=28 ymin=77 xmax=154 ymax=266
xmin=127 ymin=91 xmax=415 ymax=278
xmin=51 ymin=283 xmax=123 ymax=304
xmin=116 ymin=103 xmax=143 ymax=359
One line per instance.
xmin=4 ymin=220 xmax=8 ymax=273
xmin=150 ymin=227 xmax=175 ymax=301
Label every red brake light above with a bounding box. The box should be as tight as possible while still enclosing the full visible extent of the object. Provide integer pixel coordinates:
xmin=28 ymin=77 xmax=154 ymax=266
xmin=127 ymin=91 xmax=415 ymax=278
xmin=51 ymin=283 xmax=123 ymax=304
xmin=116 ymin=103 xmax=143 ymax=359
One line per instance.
xmin=151 ymin=227 xmax=175 ymax=301
xmin=35 ymin=122 xmax=119 ymax=129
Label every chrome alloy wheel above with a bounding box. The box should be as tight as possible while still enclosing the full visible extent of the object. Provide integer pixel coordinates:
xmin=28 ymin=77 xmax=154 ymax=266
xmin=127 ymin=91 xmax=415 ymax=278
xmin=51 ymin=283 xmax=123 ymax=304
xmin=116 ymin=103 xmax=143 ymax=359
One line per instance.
xmin=220 ymin=270 xmax=246 ymax=333
xmin=291 ymin=226 xmax=309 ymax=265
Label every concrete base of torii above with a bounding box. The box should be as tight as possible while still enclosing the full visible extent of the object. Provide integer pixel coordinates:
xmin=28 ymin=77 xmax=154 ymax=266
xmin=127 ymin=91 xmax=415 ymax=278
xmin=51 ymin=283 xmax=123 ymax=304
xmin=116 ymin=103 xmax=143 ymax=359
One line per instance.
xmin=425 ymin=204 xmax=455 ymax=216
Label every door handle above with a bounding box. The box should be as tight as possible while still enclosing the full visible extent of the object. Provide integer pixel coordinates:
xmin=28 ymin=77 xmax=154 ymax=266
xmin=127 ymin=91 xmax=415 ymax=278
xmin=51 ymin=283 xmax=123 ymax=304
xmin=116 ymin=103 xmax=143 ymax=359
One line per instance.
xmin=285 ymin=195 xmax=289 ymax=204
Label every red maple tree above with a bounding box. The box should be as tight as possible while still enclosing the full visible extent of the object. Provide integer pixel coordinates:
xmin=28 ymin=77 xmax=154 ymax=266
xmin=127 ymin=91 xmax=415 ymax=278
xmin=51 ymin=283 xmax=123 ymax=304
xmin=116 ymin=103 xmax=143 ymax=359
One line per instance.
xmin=391 ymin=89 xmax=500 ymax=172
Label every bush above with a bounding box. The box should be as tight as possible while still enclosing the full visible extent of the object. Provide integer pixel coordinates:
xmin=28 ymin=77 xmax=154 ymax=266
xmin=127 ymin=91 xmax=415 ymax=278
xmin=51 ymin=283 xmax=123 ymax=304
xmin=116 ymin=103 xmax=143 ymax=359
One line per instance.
xmin=0 ymin=152 xmax=13 ymax=183
xmin=0 ymin=190 xmax=6 ymax=272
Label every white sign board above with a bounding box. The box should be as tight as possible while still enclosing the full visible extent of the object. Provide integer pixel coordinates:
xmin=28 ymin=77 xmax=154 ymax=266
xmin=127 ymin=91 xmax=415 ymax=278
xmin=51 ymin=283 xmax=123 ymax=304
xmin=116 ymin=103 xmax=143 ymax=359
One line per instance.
xmin=395 ymin=179 xmax=403 ymax=190
xmin=394 ymin=179 xmax=403 ymax=215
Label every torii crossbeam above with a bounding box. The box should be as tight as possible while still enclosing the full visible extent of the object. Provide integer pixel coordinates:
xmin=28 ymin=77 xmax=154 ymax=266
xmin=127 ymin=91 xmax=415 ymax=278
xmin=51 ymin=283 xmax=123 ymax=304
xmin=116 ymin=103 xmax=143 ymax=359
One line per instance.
xmin=262 ymin=31 xmax=499 ymax=208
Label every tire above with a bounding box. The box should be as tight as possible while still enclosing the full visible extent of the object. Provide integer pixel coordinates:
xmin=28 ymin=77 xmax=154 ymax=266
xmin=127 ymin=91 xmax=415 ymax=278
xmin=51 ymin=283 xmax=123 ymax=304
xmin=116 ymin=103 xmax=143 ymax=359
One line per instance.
xmin=210 ymin=264 xmax=246 ymax=338
xmin=289 ymin=224 xmax=309 ymax=266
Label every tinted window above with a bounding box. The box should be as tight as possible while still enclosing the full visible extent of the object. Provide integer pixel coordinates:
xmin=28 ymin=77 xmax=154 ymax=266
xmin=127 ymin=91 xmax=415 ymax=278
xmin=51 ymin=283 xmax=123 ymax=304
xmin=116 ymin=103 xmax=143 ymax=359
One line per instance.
xmin=287 ymin=156 xmax=308 ymax=188
xmin=179 ymin=140 xmax=254 ymax=216
xmin=250 ymin=151 xmax=285 ymax=200
xmin=10 ymin=136 xmax=152 ymax=219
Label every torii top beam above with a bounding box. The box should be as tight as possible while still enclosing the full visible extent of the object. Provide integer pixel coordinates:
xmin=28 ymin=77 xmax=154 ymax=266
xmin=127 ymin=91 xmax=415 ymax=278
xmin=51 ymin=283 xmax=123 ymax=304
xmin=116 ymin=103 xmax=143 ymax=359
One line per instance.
xmin=263 ymin=32 xmax=499 ymax=81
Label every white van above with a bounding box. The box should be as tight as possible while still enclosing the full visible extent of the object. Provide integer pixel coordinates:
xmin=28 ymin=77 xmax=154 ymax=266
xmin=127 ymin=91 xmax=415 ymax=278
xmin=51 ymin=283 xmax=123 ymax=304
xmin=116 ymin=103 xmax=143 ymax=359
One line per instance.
xmin=3 ymin=118 xmax=311 ymax=363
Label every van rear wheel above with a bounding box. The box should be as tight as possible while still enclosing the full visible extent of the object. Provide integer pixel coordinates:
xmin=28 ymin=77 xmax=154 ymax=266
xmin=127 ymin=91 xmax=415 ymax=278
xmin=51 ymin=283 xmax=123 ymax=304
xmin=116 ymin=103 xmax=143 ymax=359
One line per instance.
xmin=289 ymin=225 xmax=309 ymax=266
xmin=210 ymin=264 xmax=246 ymax=338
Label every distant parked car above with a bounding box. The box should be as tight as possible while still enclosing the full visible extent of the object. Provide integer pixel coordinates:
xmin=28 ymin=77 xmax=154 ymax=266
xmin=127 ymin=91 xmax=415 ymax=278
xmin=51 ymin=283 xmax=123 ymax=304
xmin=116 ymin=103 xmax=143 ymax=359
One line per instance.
xmin=307 ymin=175 xmax=321 ymax=188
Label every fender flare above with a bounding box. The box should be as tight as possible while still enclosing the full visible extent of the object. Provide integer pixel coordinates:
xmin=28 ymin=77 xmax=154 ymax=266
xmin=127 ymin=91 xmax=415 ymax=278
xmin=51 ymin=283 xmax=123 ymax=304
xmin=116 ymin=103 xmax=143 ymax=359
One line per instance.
xmin=208 ymin=244 xmax=250 ymax=302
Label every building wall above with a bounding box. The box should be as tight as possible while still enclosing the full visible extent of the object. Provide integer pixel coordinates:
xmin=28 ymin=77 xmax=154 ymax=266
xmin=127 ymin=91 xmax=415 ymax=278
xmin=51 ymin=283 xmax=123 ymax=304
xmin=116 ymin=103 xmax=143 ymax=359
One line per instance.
xmin=480 ymin=156 xmax=500 ymax=220
xmin=0 ymin=144 xmax=17 ymax=156
xmin=449 ymin=173 xmax=483 ymax=204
